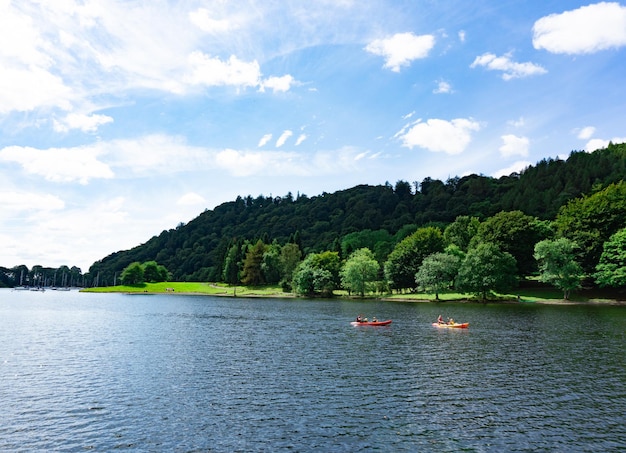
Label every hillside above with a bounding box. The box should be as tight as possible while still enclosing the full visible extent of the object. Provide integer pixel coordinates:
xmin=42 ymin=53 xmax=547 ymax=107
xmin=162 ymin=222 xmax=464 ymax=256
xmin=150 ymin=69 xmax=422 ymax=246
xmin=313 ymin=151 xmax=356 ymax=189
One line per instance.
xmin=87 ymin=144 xmax=626 ymax=284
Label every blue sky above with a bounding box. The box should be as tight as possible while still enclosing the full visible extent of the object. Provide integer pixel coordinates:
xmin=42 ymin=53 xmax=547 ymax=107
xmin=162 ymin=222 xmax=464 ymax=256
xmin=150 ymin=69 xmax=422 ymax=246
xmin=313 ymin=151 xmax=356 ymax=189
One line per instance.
xmin=1 ymin=1 xmax=625 ymax=271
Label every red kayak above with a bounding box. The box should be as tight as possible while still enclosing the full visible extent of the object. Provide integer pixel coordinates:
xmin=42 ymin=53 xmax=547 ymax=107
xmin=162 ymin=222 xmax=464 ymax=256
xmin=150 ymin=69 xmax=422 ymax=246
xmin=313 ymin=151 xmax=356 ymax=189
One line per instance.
xmin=432 ymin=322 xmax=469 ymax=329
xmin=351 ymin=320 xmax=392 ymax=326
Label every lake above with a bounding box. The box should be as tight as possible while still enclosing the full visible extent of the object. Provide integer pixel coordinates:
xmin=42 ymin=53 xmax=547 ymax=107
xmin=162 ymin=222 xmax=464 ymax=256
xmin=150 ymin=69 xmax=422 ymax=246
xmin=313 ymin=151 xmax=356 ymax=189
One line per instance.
xmin=1 ymin=289 xmax=624 ymax=452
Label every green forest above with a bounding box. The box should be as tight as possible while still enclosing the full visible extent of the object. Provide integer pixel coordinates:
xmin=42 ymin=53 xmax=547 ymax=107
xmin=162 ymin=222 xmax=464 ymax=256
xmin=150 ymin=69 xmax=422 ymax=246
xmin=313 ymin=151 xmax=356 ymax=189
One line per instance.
xmin=3 ymin=143 xmax=626 ymax=299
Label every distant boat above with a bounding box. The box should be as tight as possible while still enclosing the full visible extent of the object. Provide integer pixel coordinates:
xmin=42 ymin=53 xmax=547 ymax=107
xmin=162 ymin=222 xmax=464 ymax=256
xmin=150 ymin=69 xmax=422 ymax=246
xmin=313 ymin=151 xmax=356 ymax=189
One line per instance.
xmin=13 ymin=270 xmax=30 ymax=290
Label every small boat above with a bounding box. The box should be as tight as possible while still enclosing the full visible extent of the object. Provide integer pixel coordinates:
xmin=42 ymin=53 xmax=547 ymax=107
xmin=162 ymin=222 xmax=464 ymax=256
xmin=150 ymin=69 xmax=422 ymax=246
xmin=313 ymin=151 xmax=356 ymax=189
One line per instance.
xmin=351 ymin=320 xmax=392 ymax=326
xmin=432 ymin=322 xmax=469 ymax=329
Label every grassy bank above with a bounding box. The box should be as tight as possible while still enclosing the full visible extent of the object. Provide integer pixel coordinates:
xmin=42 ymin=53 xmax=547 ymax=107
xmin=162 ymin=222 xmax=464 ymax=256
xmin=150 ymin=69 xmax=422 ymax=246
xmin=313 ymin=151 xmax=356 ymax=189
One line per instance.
xmin=81 ymin=282 xmax=289 ymax=297
xmin=80 ymin=281 xmax=625 ymax=304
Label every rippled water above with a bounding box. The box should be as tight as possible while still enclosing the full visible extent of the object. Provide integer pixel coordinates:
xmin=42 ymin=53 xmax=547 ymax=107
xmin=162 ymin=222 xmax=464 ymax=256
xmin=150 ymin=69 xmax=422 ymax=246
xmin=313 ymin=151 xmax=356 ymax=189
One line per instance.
xmin=1 ymin=289 xmax=624 ymax=452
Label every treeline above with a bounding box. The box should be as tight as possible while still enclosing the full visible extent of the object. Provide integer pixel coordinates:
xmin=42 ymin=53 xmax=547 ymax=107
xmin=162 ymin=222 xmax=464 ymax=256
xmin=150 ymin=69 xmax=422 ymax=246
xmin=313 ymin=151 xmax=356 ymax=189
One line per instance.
xmin=123 ymin=182 xmax=623 ymax=300
xmin=0 ymin=264 xmax=84 ymax=288
xmin=86 ymin=143 xmax=625 ymax=287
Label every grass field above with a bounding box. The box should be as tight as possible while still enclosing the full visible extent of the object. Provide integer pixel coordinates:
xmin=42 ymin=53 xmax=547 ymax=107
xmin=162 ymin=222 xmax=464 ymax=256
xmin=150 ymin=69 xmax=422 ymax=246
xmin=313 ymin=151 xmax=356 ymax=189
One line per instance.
xmin=81 ymin=282 xmax=288 ymax=297
xmin=80 ymin=281 xmax=625 ymax=304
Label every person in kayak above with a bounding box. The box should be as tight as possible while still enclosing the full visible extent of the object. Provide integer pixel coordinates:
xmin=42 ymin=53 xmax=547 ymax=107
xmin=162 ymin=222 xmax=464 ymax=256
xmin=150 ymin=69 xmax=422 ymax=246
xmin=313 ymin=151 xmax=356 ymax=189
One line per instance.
xmin=437 ymin=314 xmax=444 ymax=324
xmin=356 ymin=315 xmax=362 ymax=322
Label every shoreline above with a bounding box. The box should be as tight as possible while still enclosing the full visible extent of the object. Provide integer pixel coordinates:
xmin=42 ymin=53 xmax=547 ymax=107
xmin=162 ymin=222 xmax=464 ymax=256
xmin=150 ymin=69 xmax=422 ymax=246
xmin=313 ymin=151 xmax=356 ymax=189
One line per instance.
xmin=79 ymin=288 xmax=626 ymax=306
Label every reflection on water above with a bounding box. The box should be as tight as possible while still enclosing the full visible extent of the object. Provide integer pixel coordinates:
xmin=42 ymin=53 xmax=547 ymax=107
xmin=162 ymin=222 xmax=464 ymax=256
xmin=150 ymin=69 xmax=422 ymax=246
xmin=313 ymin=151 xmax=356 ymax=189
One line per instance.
xmin=1 ymin=290 xmax=624 ymax=451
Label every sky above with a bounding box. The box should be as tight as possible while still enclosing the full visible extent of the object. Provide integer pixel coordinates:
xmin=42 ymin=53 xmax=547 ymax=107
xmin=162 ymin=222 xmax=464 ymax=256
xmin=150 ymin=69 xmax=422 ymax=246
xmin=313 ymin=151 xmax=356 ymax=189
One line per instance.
xmin=1 ymin=0 xmax=626 ymax=272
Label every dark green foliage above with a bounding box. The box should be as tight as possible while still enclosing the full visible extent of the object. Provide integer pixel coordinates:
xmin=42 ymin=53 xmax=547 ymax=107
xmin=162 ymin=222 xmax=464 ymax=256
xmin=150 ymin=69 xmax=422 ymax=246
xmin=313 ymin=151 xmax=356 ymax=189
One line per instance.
xmin=241 ymin=240 xmax=266 ymax=286
xmin=384 ymin=227 xmax=445 ymax=291
xmin=555 ymin=181 xmax=626 ymax=274
xmin=84 ymin=144 xmax=626 ymax=283
xmin=473 ymin=211 xmax=547 ymax=276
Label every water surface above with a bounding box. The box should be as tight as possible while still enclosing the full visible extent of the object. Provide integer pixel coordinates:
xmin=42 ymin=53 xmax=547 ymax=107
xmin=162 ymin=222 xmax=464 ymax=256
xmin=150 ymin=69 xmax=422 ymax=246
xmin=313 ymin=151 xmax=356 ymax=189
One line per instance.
xmin=1 ymin=290 xmax=624 ymax=451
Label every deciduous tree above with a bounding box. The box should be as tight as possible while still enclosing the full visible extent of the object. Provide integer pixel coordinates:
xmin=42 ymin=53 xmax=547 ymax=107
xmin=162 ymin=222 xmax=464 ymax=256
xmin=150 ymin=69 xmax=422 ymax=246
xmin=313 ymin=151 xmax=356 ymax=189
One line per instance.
xmin=120 ymin=262 xmax=144 ymax=285
xmin=384 ymin=227 xmax=445 ymax=291
xmin=340 ymin=248 xmax=379 ymax=297
xmin=415 ymin=252 xmax=461 ymax=300
xmin=594 ymin=228 xmax=626 ymax=288
xmin=534 ymin=238 xmax=583 ymax=299
xmin=456 ymin=243 xmax=517 ymax=301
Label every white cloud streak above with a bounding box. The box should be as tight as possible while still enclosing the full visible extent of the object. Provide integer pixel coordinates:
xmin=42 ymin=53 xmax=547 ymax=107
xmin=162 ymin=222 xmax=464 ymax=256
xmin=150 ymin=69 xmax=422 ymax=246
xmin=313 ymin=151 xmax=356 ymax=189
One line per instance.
xmin=471 ymin=53 xmax=547 ymax=80
xmin=276 ymin=130 xmax=293 ymax=147
xmin=258 ymin=134 xmax=273 ymax=147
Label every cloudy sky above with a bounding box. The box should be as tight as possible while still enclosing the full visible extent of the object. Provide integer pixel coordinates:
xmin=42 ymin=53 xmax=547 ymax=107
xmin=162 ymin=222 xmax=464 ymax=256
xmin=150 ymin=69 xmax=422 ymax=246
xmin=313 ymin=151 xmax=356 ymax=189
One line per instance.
xmin=1 ymin=1 xmax=626 ymax=271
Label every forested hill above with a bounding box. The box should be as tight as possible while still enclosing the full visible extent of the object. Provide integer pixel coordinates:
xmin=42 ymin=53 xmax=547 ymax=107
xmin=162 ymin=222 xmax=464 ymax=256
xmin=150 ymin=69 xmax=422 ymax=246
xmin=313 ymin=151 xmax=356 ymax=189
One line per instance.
xmin=88 ymin=144 xmax=626 ymax=283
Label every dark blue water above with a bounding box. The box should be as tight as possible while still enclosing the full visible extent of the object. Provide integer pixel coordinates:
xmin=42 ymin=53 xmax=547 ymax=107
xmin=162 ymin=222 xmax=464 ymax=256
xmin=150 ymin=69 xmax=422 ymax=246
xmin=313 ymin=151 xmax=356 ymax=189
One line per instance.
xmin=1 ymin=290 xmax=624 ymax=452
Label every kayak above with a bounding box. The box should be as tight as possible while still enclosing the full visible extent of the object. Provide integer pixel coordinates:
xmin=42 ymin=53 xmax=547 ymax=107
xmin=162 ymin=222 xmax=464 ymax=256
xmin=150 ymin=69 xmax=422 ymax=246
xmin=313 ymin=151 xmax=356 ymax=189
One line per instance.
xmin=351 ymin=320 xmax=392 ymax=326
xmin=432 ymin=322 xmax=469 ymax=329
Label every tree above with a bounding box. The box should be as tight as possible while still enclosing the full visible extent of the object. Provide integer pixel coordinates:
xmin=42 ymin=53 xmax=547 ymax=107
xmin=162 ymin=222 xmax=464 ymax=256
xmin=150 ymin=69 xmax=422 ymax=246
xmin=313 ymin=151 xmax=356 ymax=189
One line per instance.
xmin=279 ymin=243 xmax=302 ymax=290
xmin=457 ymin=243 xmax=517 ymax=301
xmin=472 ymin=210 xmax=545 ymax=277
xmin=222 ymin=244 xmax=240 ymax=285
xmin=143 ymin=261 xmax=165 ymax=282
xmin=594 ymin=228 xmax=626 ymax=288
xmin=534 ymin=238 xmax=584 ymax=299
xmin=241 ymin=240 xmax=266 ymax=286
xmin=292 ymin=251 xmax=340 ymax=297
xmin=555 ymin=182 xmax=626 ymax=274
xmin=120 ymin=262 xmax=144 ymax=285
xmin=415 ymin=252 xmax=461 ymax=300
xmin=384 ymin=227 xmax=445 ymax=292
xmin=444 ymin=216 xmax=480 ymax=251
xmin=340 ymin=248 xmax=380 ymax=297
xmin=261 ymin=242 xmax=282 ymax=285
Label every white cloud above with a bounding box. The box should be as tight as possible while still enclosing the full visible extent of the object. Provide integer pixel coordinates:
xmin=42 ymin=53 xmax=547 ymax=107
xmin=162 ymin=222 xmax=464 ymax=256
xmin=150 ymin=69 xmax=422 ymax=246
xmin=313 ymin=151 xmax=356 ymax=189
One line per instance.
xmin=185 ymin=52 xmax=261 ymax=88
xmin=53 ymin=113 xmax=114 ymax=133
xmin=276 ymin=130 xmax=293 ymax=147
xmin=0 ymin=145 xmax=114 ymax=184
xmin=458 ymin=30 xmax=466 ymax=42
xmin=260 ymin=75 xmax=295 ymax=93
xmin=258 ymin=134 xmax=273 ymax=147
xmin=508 ymin=117 xmax=525 ymax=128
xmin=433 ymin=80 xmax=452 ymax=94
xmin=0 ymin=191 xmax=65 ymax=212
xmin=215 ymin=148 xmax=303 ymax=177
xmin=0 ymin=65 xmax=73 ymax=114
xmin=577 ymin=126 xmax=596 ymax=140
xmin=177 ymin=192 xmax=206 ymax=206
xmin=365 ymin=32 xmax=435 ymax=72
xmin=499 ymin=134 xmax=529 ymax=157
xmin=295 ymin=134 xmax=307 ymax=146
xmin=398 ymin=118 xmax=481 ymax=154
xmin=471 ymin=52 xmax=547 ymax=80
xmin=533 ymin=2 xmax=626 ymax=54
xmin=189 ymin=8 xmax=234 ymax=33
xmin=585 ymin=137 xmax=626 ymax=152
xmin=103 ymin=135 xmax=211 ymax=175
xmin=492 ymin=161 xmax=532 ymax=178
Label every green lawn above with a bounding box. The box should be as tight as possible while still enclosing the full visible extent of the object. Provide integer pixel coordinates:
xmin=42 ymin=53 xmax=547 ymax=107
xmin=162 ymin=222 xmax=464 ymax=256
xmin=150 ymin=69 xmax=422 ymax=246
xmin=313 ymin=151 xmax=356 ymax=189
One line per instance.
xmin=81 ymin=281 xmax=623 ymax=303
xmin=81 ymin=282 xmax=288 ymax=297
